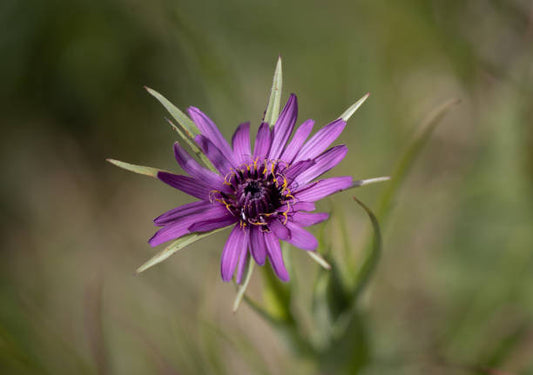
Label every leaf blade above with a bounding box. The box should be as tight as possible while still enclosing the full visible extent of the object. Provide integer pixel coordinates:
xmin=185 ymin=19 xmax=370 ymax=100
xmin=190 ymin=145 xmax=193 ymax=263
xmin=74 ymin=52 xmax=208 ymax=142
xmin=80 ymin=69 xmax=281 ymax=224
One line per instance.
xmin=376 ymin=98 xmax=460 ymax=220
xmin=351 ymin=196 xmax=382 ymax=302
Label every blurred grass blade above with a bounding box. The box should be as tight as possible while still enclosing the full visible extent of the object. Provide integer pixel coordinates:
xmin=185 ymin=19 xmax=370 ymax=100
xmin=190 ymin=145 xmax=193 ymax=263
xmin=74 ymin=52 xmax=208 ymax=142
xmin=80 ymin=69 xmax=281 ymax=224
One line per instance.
xmin=261 ymin=265 xmax=293 ymax=323
xmin=106 ymin=159 xmax=166 ymax=178
xmin=166 ymin=118 xmax=217 ymax=173
xmin=136 ymin=227 xmax=227 ymax=273
xmin=243 ymin=295 xmax=285 ymax=327
xmin=339 ymin=93 xmax=370 ymax=122
xmin=307 ymin=251 xmax=331 ymax=270
xmin=263 ymin=56 xmax=283 ymax=127
xmin=377 ymin=98 xmax=460 ymax=220
xmin=84 ymin=279 xmax=109 ymax=375
xmin=233 ymin=258 xmax=255 ymax=313
xmin=145 ymin=87 xmax=200 ymax=137
xmin=351 ymin=176 xmax=390 ymax=188
xmin=351 ymin=196 xmax=382 ymax=301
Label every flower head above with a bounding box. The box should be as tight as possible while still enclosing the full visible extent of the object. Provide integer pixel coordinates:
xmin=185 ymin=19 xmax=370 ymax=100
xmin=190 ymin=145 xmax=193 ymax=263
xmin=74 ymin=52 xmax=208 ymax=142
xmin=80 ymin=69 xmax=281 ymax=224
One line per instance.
xmin=151 ymin=94 xmax=353 ymax=282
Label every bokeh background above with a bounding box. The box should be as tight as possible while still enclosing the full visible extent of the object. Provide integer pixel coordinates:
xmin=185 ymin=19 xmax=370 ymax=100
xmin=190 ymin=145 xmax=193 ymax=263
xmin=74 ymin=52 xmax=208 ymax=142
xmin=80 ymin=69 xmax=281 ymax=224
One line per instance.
xmin=2 ymin=0 xmax=533 ymax=374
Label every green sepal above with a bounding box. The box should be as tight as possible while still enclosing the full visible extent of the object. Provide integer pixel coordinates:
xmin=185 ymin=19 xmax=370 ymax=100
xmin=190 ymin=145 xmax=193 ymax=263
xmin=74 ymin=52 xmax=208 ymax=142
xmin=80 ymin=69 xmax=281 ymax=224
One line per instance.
xmin=233 ymin=258 xmax=255 ymax=312
xmin=106 ymin=159 xmax=168 ymax=178
xmin=306 ymin=251 xmax=331 ymax=270
xmin=351 ymin=176 xmax=390 ymax=188
xmin=145 ymin=87 xmax=200 ymax=137
xmin=166 ymin=118 xmax=218 ymax=173
xmin=338 ymin=93 xmax=370 ymax=122
xmin=263 ymin=56 xmax=283 ymax=127
xmin=136 ymin=227 xmax=228 ymax=273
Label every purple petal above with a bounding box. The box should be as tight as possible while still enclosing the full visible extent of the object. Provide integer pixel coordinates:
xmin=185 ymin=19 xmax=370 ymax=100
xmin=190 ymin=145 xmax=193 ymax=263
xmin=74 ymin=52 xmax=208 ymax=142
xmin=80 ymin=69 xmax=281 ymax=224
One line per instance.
xmin=294 ymin=119 xmax=346 ymax=162
xmin=268 ymin=95 xmax=298 ymax=159
xmin=149 ymin=204 xmax=226 ymax=247
xmin=173 ymin=143 xmax=222 ymax=186
xmin=293 ymin=145 xmax=348 ymax=186
xmin=231 ymin=122 xmax=251 ymax=164
xmin=154 ymin=200 xmax=212 ymax=226
xmin=291 ymin=212 xmax=329 ymax=227
xmin=188 ymin=212 xmax=237 ymax=233
xmin=157 ymin=172 xmax=212 ymax=199
xmin=295 ymin=176 xmax=353 ymax=202
xmin=253 ymin=122 xmax=271 ymax=159
xmin=195 ymin=135 xmax=234 ymax=174
xmin=264 ymin=231 xmax=289 ymax=282
xmin=188 ymin=107 xmax=234 ymax=163
xmin=284 ymin=159 xmax=315 ymax=185
xmin=221 ymin=225 xmax=247 ymax=282
xmin=269 ymin=219 xmax=290 ymax=240
xmin=235 ymin=231 xmax=250 ymax=284
xmin=280 ymin=119 xmax=314 ymax=163
xmin=290 ymin=202 xmax=316 ymax=212
xmin=286 ymin=222 xmax=318 ymax=250
xmin=250 ymin=227 xmax=266 ymax=265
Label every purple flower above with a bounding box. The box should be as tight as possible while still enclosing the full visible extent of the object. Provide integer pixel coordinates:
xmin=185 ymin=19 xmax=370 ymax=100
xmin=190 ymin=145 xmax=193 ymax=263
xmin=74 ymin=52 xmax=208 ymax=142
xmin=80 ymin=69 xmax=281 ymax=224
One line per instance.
xmin=151 ymin=94 xmax=352 ymax=282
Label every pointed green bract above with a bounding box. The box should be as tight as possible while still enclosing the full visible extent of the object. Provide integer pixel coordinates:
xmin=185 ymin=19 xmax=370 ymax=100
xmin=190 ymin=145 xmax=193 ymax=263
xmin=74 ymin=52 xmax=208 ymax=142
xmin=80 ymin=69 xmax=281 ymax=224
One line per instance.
xmin=339 ymin=93 xmax=370 ymax=122
xmin=263 ymin=57 xmax=283 ymax=127
xmin=351 ymin=176 xmax=390 ymax=188
xmin=233 ymin=259 xmax=255 ymax=312
xmin=307 ymin=251 xmax=331 ymax=270
xmin=136 ymin=227 xmax=228 ymax=273
xmin=145 ymin=87 xmax=200 ymax=137
xmin=106 ymin=159 xmax=166 ymax=178
xmin=166 ymin=118 xmax=218 ymax=173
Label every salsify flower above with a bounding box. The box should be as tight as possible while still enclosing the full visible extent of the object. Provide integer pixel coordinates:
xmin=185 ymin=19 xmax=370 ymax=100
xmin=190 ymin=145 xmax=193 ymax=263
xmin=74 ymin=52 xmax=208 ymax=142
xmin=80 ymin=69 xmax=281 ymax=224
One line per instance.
xmin=150 ymin=94 xmax=354 ymax=283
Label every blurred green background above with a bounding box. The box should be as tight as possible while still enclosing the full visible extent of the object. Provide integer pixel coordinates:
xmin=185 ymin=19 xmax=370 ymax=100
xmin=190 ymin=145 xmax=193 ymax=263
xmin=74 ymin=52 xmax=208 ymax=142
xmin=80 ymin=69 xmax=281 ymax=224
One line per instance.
xmin=1 ymin=0 xmax=533 ymax=374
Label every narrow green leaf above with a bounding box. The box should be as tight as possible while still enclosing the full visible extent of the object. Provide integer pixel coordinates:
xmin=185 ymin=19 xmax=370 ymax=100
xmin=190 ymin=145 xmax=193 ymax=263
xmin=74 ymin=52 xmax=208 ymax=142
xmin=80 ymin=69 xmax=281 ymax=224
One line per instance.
xmin=166 ymin=118 xmax=218 ymax=173
xmin=351 ymin=196 xmax=382 ymax=301
xmin=338 ymin=93 xmax=370 ymax=122
xmin=145 ymin=86 xmax=200 ymax=137
xmin=136 ymin=227 xmax=228 ymax=273
xmin=306 ymin=251 xmax=331 ymax=270
xmin=106 ymin=159 xmax=166 ymax=178
xmin=233 ymin=259 xmax=255 ymax=312
xmin=263 ymin=56 xmax=283 ymax=127
xmin=376 ymin=98 xmax=460 ymax=220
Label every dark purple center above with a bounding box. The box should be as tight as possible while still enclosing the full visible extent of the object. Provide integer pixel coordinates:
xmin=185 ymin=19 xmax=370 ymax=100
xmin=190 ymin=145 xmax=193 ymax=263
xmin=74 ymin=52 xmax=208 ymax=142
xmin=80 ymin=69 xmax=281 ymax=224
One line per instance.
xmin=211 ymin=160 xmax=293 ymax=227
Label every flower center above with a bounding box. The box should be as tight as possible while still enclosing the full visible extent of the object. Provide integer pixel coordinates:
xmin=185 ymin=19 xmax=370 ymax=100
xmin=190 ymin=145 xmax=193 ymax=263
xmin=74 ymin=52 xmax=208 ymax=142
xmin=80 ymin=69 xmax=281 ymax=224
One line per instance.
xmin=243 ymin=180 xmax=263 ymax=198
xmin=210 ymin=160 xmax=294 ymax=227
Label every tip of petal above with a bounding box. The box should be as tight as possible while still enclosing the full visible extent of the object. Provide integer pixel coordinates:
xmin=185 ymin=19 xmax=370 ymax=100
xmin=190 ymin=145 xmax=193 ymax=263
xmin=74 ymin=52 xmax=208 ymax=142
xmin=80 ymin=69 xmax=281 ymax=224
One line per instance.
xmin=186 ymin=106 xmax=200 ymax=117
xmin=147 ymin=232 xmax=160 ymax=247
